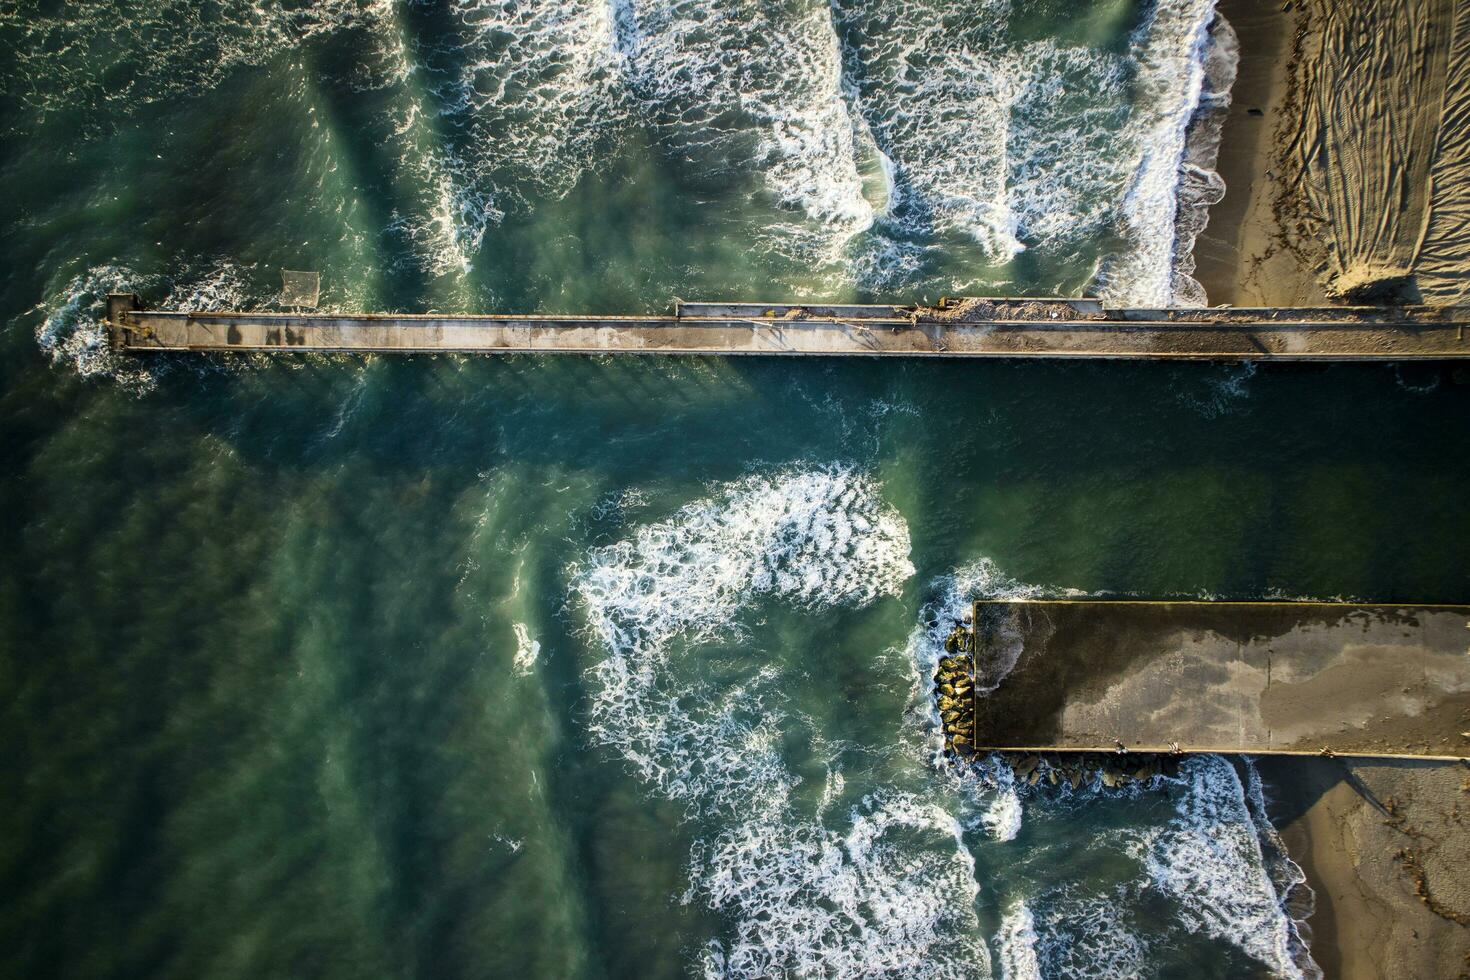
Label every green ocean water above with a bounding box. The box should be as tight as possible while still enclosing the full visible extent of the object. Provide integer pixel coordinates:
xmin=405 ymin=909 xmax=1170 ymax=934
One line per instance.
xmin=3 ymin=2 xmax=1469 ymax=978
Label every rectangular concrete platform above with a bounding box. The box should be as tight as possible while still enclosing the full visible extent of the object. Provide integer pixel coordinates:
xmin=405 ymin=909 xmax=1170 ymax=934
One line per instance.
xmin=106 ymin=295 xmax=1470 ymax=360
xmin=971 ymin=600 xmax=1470 ymax=758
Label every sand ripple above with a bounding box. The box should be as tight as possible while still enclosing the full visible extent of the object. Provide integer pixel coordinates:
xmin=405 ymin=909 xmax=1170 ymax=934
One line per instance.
xmin=1285 ymin=0 xmax=1470 ymax=303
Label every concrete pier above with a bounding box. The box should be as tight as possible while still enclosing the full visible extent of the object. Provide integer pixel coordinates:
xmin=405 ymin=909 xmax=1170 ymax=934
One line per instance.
xmin=106 ymin=294 xmax=1470 ymax=360
xmin=970 ymin=600 xmax=1470 ymax=759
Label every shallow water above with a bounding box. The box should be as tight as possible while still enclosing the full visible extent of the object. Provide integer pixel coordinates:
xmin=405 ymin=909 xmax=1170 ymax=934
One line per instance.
xmin=3 ymin=2 xmax=1470 ymax=978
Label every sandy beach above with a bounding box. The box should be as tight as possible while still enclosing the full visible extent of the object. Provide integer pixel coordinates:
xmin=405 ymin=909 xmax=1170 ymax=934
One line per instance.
xmin=1199 ymin=0 xmax=1470 ymax=308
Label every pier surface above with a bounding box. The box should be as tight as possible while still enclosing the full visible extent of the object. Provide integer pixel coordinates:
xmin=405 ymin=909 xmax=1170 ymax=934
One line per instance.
xmin=107 ymin=295 xmax=1470 ymax=360
xmin=972 ymin=600 xmax=1470 ymax=758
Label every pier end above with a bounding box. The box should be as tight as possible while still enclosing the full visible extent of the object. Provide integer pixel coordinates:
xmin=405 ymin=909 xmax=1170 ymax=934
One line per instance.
xmin=105 ymin=293 xmax=140 ymax=350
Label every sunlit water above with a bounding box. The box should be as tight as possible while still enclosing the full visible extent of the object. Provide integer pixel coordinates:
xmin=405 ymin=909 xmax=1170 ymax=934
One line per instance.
xmin=3 ymin=2 xmax=1469 ymax=978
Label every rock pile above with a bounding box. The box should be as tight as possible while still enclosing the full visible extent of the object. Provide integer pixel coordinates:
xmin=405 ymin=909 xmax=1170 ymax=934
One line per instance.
xmin=996 ymin=751 xmax=1180 ymax=790
xmin=934 ymin=624 xmax=976 ymax=758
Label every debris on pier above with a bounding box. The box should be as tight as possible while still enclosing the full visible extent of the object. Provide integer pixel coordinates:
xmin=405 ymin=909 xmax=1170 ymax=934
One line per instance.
xmin=923 ymin=296 xmax=1110 ymax=322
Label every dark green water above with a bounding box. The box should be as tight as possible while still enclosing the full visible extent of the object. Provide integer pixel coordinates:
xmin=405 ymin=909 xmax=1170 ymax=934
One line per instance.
xmin=3 ymin=2 xmax=1469 ymax=978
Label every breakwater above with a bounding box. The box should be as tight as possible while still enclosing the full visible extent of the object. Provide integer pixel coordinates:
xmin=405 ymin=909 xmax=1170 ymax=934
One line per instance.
xmin=955 ymin=599 xmax=1470 ymax=760
xmin=107 ymin=294 xmax=1470 ymax=360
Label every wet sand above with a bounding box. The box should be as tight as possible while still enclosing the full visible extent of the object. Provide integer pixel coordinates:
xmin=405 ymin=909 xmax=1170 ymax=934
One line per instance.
xmin=1194 ymin=0 xmax=1326 ymax=306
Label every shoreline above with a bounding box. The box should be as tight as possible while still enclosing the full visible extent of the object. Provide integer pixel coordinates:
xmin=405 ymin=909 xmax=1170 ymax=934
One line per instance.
xmin=1257 ymin=757 xmax=1470 ymax=979
xmin=1192 ymin=0 xmax=1326 ymax=306
xmin=1169 ymin=5 xmax=1235 ymax=308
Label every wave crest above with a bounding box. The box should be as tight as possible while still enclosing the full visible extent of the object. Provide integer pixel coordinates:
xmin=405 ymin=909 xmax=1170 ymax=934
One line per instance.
xmin=574 ymin=468 xmax=996 ymax=977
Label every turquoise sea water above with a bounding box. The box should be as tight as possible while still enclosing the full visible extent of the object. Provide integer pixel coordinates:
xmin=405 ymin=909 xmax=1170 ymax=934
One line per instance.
xmin=4 ymin=2 xmax=1470 ymax=978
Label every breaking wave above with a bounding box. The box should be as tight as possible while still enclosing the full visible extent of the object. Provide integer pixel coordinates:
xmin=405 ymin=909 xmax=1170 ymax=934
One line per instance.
xmin=1094 ymin=0 xmax=1223 ymax=305
xmin=691 ymin=792 xmax=983 ymax=979
xmin=833 ymin=1 xmax=1140 ymax=272
xmin=15 ymin=0 xmax=1232 ymax=304
xmin=612 ymin=0 xmax=876 ymax=266
xmin=32 ymin=260 xmax=270 ymax=391
xmin=835 ymin=0 xmax=1226 ymax=298
xmin=977 ymin=765 xmax=1025 ymax=843
xmin=996 ymin=900 xmax=1042 ymax=980
xmin=414 ymin=0 xmax=623 ymax=260
xmin=572 ymin=467 xmax=993 ymax=978
xmin=1140 ymin=756 xmax=1319 ymax=979
xmin=999 ymin=756 xmax=1319 ymax=978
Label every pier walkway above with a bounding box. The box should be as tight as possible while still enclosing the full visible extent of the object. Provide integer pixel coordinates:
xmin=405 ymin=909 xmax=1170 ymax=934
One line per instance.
xmin=107 ymin=295 xmax=1470 ymax=360
xmin=968 ymin=600 xmax=1470 ymax=759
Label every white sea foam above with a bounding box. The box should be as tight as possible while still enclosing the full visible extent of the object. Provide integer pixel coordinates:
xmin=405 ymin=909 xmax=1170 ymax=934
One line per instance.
xmin=33 ymin=260 xmax=268 ymax=389
xmin=18 ymin=0 xmax=1230 ymax=302
xmin=946 ymin=753 xmax=1029 ymax=844
xmin=832 ymin=0 xmax=1019 ymax=265
xmin=832 ymin=0 xmax=1223 ymax=297
xmin=1096 ymin=0 xmax=1220 ymax=305
xmin=692 ymin=792 xmax=985 ymax=979
xmin=611 ymin=0 xmax=874 ymax=267
xmin=343 ymin=0 xmax=1229 ymax=291
xmin=1142 ymin=756 xmax=1319 ymax=978
xmin=1005 ymin=42 xmax=1135 ymax=252
xmin=980 ymin=781 xmax=1024 ymax=843
xmin=511 ymin=623 xmax=541 ymax=676
xmin=574 ymin=467 xmax=912 ymax=814
xmin=575 ymin=468 xmax=996 ymax=977
xmin=34 ymin=265 xmax=156 ymax=387
xmin=1034 ymin=886 xmax=1150 ymax=980
xmin=443 ymin=0 xmax=1222 ymax=298
xmin=996 ymin=900 xmax=1042 ymax=980
xmin=347 ymin=7 xmax=491 ymax=281
xmin=1244 ymin=759 xmax=1323 ymax=980
xmin=576 ymin=468 xmax=913 ymax=673
xmin=419 ymin=0 xmax=622 ymax=241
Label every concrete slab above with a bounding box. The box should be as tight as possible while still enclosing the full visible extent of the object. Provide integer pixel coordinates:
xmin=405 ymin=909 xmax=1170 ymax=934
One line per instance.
xmin=109 ymin=299 xmax=1470 ymax=360
xmin=971 ymin=600 xmax=1470 ymax=758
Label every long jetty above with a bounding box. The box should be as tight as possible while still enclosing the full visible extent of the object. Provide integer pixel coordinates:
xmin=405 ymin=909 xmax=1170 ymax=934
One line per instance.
xmin=959 ymin=600 xmax=1470 ymax=760
xmin=106 ymin=294 xmax=1470 ymax=360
